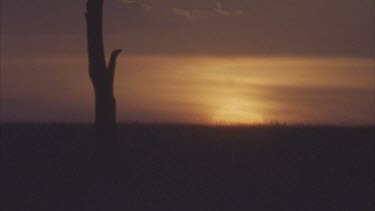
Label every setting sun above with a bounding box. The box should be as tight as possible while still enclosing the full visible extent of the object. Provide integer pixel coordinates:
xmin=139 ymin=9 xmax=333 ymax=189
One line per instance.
xmin=2 ymin=0 xmax=373 ymax=126
xmin=211 ymin=97 xmax=264 ymax=125
xmin=2 ymin=0 xmax=373 ymax=210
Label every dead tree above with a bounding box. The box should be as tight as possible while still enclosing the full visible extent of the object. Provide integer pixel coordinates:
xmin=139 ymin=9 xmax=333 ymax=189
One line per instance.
xmin=85 ymin=0 xmax=121 ymax=175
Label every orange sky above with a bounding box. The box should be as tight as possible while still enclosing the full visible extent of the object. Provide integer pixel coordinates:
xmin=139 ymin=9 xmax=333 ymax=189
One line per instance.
xmin=1 ymin=0 xmax=374 ymax=125
xmin=3 ymin=55 xmax=374 ymax=125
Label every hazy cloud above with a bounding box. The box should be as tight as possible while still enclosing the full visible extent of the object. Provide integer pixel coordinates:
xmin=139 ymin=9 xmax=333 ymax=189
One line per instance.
xmin=214 ymin=2 xmax=244 ymax=16
xmin=214 ymin=2 xmax=232 ymax=16
xmin=172 ymin=2 xmax=245 ymax=20
xmin=172 ymin=8 xmax=195 ymax=20
xmin=119 ymin=0 xmax=152 ymax=11
xmin=3 ymin=0 xmax=373 ymax=57
xmin=172 ymin=8 xmax=215 ymax=21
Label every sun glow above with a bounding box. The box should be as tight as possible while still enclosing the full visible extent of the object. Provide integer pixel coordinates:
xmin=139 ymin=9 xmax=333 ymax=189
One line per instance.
xmin=4 ymin=55 xmax=373 ymax=125
xmin=112 ymin=55 xmax=373 ymax=125
xmin=211 ymin=97 xmax=264 ymax=125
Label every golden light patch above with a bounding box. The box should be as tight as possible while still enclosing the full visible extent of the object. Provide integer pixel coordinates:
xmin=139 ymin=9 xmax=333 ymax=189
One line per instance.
xmin=211 ymin=97 xmax=264 ymax=125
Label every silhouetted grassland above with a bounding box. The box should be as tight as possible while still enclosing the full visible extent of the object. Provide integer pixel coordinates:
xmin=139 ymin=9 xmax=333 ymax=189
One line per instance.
xmin=2 ymin=124 xmax=373 ymax=211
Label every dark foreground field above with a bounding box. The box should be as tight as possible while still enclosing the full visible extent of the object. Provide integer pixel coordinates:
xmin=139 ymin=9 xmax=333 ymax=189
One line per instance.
xmin=2 ymin=124 xmax=374 ymax=211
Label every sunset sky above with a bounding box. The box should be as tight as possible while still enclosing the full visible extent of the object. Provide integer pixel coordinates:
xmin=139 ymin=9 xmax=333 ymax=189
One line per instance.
xmin=2 ymin=0 xmax=374 ymax=125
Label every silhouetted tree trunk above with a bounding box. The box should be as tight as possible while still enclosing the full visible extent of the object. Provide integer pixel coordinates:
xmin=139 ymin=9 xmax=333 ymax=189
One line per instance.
xmin=85 ymin=0 xmax=121 ymax=175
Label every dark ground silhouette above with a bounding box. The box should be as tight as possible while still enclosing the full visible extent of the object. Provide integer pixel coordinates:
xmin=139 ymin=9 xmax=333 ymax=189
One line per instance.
xmin=2 ymin=124 xmax=374 ymax=211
